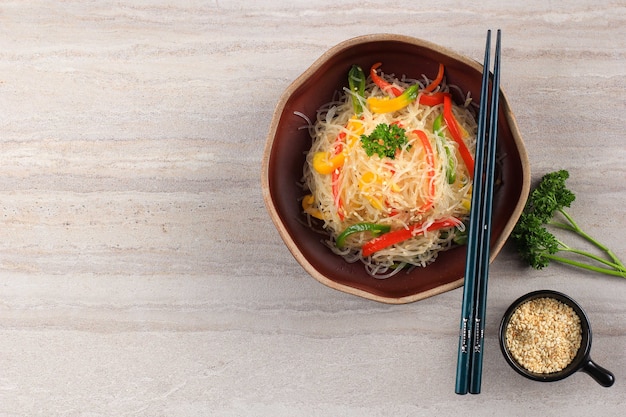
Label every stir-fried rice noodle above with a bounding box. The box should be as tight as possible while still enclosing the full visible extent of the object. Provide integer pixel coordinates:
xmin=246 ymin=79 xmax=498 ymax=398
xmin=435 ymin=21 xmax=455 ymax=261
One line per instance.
xmin=301 ymin=68 xmax=477 ymax=278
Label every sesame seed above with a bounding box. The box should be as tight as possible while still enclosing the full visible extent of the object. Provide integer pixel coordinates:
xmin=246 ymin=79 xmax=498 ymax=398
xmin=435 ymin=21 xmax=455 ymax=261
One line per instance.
xmin=505 ymin=297 xmax=582 ymax=374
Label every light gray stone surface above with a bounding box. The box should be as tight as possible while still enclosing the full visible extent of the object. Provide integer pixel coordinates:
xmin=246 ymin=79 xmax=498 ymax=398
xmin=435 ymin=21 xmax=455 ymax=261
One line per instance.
xmin=1 ymin=1 xmax=625 ymax=415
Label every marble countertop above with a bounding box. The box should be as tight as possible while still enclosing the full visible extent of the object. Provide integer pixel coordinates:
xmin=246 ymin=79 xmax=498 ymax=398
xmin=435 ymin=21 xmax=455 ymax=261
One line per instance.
xmin=1 ymin=1 xmax=625 ymax=415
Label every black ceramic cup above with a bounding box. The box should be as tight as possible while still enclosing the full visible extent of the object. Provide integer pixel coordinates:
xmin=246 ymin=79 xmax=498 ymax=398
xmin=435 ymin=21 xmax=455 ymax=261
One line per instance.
xmin=499 ymin=290 xmax=614 ymax=387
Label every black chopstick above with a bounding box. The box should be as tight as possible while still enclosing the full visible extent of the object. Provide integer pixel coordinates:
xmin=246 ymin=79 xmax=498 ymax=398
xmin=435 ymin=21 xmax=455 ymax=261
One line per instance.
xmin=455 ymin=29 xmax=501 ymax=395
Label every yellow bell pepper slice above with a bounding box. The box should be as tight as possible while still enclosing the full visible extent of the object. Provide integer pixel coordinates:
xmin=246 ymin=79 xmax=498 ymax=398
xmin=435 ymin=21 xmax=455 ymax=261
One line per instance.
xmin=302 ymin=194 xmax=324 ymax=220
xmin=358 ymin=172 xmax=384 ymax=210
xmin=461 ymin=186 xmax=472 ymax=211
xmin=345 ymin=117 xmax=365 ymax=144
xmin=367 ymin=84 xmax=419 ymax=114
xmin=312 ymin=117 xmax=364 ymax=175
xmin=358 ymin=171 xmax=401 ymax=210
xmin=312 ymin=151 xmax=345 ymax=175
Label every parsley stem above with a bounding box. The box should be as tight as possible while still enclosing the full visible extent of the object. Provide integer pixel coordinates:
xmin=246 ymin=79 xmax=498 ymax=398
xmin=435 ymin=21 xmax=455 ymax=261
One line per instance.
xmin=556 ymin=244 xmax=626 ymax=272
xmin=543 ymin=253 xmax=626 ymax=278
xmin=551 ymin=208 xmax=625 ymax=268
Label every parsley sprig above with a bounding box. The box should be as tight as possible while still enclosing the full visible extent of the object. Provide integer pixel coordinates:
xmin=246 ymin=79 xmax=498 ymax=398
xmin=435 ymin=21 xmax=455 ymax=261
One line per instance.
xmin=511 ymin=170 xmax=625 ymax=278
xmin=360 ymin=123 xmax=409 ymax=159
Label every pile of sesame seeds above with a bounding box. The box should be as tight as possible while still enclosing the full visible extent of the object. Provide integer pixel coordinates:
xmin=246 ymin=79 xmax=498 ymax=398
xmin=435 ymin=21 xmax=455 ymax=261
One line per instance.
xmin=505 ymin=297 xmax=582 ymax=374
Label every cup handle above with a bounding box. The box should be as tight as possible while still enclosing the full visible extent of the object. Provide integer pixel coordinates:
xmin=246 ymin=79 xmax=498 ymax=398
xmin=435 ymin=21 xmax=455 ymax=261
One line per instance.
xmin=581 ymin=357 xmax=615 ymax=387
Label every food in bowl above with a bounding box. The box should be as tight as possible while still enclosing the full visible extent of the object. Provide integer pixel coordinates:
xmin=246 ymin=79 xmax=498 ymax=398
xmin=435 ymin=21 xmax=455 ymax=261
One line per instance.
xmin=262 ymin=34 xmax=530 ymax=303
xmin=300 ymin=62 xmax=479 ymax=278
xmin=499 ymin=290 xmax=614 ymax=386
xmin=504 ymin=296 xmax=582 ymax=374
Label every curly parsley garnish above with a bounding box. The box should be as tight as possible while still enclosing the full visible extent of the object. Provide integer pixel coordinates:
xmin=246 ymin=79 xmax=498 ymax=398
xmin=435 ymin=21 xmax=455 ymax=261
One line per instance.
xmin=360 ymin=123 xmax=410 ymax=159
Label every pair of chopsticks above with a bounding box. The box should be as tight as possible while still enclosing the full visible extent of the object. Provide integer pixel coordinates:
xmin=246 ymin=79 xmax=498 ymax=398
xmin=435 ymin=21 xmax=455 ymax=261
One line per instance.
xmin=455 ymin=29 xmax=502 ymax=395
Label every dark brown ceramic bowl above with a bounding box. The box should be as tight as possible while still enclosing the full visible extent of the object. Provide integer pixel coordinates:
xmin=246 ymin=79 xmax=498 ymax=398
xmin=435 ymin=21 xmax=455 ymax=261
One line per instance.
xmin=261 ymin=34 xmax=530 ymax=303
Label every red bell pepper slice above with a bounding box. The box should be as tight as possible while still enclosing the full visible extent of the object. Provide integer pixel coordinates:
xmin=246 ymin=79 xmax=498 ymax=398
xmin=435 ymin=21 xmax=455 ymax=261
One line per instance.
xmin=418 ymin=92 xmax=447 ymax=107
xmin=423 ymin=63 xmax=445 ymax=93
xmin=370 ymin=62 xmax=403 ymax=97
xmin=332 ymin=131 xmax=346 ymax=220
xmin=443 ymin=94 xmax=475 ymax=177
xmin=361 ymin=217 xmax=460 ymax=257
xmin=413 ymin=130 xmax=436 ymax=212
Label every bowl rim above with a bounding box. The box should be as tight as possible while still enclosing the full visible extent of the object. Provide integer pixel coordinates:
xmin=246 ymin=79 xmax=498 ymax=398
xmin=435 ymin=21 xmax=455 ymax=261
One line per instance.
xmin=261 ymin=33 xmax=531 ymax=303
